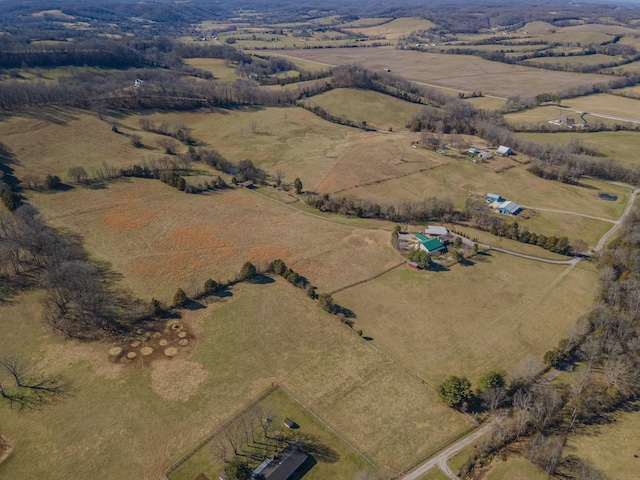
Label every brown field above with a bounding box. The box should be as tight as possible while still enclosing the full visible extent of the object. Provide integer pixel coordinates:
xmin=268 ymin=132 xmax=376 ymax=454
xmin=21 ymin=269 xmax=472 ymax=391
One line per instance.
xmin=340 ymin=17 xmax=393 ymax=28
xmin=28 ymin=180 xmax=401 ymax=303
xmin=564 ymin=403 xmax=640 ymax=480
xmin=0 ymin=109 xmax=163 ymax=180
xmin=484 ymin=456 xmax=548 ymax=480
xmin=31 ymin=9 xmax=75 ymax=19
xmin=270 ymin=48 xmax=612 ymax=98
xmin=563 ymin=93 xmax=640 ymax=122
xmin=465 ymin=96 xmax=508 ymax=111
xmin=183 ymin=58 xmax=241 ymax=82
xmin=524 ymin=54 xmax=622 ymax=67
xmin=613 ymin=59 xmax=640 ymax=74
xmin=332 ymin=158 xmax=629 ymax=220
xmin=519 ymin=21 xmax=555 ymax=35
xmin=118 ymin=107 xmax=449 ymax=194
xmin=0 ymin=278 xmax=468 ymax=479
xmin=333 ymin=253 xmax=598 ymax=385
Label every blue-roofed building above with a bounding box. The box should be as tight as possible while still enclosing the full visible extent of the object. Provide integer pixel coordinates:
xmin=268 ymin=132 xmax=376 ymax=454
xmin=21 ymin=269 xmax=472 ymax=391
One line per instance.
xmin=498 ymin=201 xmax=521 ymax=215
xmin=486 ymin=193 xmax=503 ymax=203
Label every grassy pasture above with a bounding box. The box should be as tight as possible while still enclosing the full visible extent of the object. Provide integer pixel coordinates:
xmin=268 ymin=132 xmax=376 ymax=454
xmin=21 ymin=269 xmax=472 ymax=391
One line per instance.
xmin=0 ymin=109 xmax=166 ymax=181
xmin=272 ymin=48 xmax=612 ymax=98
xmin=518 ymin=210 xmax=612 ymax=248
xmin=416 ymin=469 xmax=450 ymax=480
xmin=0 ymin=279 xmax=468 ymax=479
xmin=515 ymin=130 xmax=640 ymax=168
xmin=616 ymin=85 xmax=640 ymax=96
xmin=564 ymin=403 xmax=640 ymax=480
xmin=524 ymin=53 xmax=621 ymax=67
xmin=27 ymin=180 xmax=401 ymax=303
xmin=333 ymin=251 xmax=598 ymax=385
xmin=332 ymin=159 xmax=629 ymax=220
xmin=485 ymin=456 xmax=548 ymax=480
xmin=304 ymin=87 xmax=422 ymax=131
xmin=563 ymin=93 xmax=640 ymax=122
xmin=340 ymin=17 xmax=393 ymax=28
xmin=342 ymin=17 xmax=436 ymax=40
xmin=519 ymin=21 xmax=555 ymax=35
xmin=613 ymin=59 xmax=640 ymax=74
xmin=464 ymin=96 xmax=508 ymax=111
xmin=539 ymin=31 xmax=615 ymax=45
xmin=169 ymin=387 xmax=373 ymax=480
xmin=118 ymin=107 xmax=447 ymax=194
xmin=183 ymin=58 xmax=241 ymax=82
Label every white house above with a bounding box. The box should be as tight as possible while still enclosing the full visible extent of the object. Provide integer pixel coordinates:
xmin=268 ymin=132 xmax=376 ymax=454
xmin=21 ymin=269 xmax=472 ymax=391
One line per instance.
xmin=496 ymin=145 xmax=513 ymax=156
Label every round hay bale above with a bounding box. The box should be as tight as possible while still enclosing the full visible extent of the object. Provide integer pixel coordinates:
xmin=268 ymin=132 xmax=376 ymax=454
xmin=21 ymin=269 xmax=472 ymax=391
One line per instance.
xmin=151 ymin=332 xmax=161 ymax=339
xmin=130 ymin=340 xmax=141 ymax=348
xmin=126 ymin=351 xmax=137 ymax=359
xmin=178 ymin=331 xmax=187 ymax=338
xmin=164 ymin=347 xmax=178 ymax=358
xmin=166 ymin=320 xmax=182 ymax=331
xmin=178 ymin=339 xmax=189 ymax=346
xmin=159 ymin=339 xmax=169 ymax=347
xmin=109 ymin=347 xmax=123 ymax=357
xmin=140 ymin=346 xmax=154 ymax=356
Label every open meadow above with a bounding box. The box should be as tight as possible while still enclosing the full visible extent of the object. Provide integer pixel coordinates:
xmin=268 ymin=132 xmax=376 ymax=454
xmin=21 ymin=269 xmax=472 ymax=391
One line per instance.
xmin=28 ymin=180 xmax=401 ymax=303
xmin=563 ymin=403 xmax=640 ymax=480
xmin=302 ymin=87 xmax=422 ymax=131
xmin=271 ymin=48 xmax=613 ymax=98
xmin=333 ymin=252 xmax=598 ymax=385
xmin=332 ymin=158 xmax=629 ymax=220
xmin=117 ymin=107 xmax=448 ymax=194
xmin=183 ymin=58 xmax=242 ymax=82
xmin=562 ymin=93 xmax=640 ymax=122
xmin=515 ymin=130 xmax=640 ymax=168
xmin=0 ymin=278 xmax=469 ymax=479
xmin=342 ymin=17 xmax=436 ymax=40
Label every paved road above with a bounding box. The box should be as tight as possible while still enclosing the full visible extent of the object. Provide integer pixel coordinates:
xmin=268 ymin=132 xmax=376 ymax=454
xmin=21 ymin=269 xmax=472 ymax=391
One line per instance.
xmin=594 ymin=186 xmax=640 ymax=252
xmin=401 ymin=417 xmax=502 ymax=480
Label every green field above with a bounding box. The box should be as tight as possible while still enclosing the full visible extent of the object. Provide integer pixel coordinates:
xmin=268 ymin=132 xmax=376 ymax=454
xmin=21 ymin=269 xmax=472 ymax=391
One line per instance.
xmin=183 ymin=58 xmax=242 ymax=82
xmin=515 ymin=130 xmax=640 ymax=168
xmin=169 ymin=387 xmax=374 ymax=480
xmin=333 ymin=252 xmax=598 ymax=385
xmin=303 ymin=87 xmax=422 ymax=131
xmin=0 ymin=279 xmax=468 ymax=479
xmin=564 ymin=403 xmax=640 ymax=480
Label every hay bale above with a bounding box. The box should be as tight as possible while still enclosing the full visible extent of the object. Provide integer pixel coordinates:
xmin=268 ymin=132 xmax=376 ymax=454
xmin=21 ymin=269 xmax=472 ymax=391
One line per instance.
xmin=151 ymin=332 xmax=161 ymax=339
xmin=159 ymin=339 xmax=169 ymax=347
xmin=178 ymin=339 xmax=189 ymax=346
xmin=140 ymin=346 xmax=154 ymax=356
xmin=126 ymin=352 xmax=137 ymax=359
xmin=164 ymin=347 xmax=178 ymax=358
xmin=130 ymin=340 xmax=141 ymax=348
xmin=109 ymin=347 xmax=123 ymax=357
xmin=178 ymin=331 xmax=187 ymax=339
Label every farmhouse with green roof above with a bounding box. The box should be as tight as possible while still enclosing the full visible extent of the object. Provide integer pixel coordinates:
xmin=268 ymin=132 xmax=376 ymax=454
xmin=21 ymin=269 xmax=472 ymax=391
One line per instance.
xmin=414 ymin=233 xmax=446 ymax=255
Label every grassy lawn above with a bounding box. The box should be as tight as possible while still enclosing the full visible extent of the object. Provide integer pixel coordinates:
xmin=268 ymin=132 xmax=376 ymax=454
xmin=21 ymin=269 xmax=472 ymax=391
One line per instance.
xmin=564 ymin=403 xmax=640 ymax=480
xmin=168 ymin=387 xmax=374 ymax=480
xmin=303 ymin=87 xmax=422 ymax=131
xmin=518 ymin=210 xmax=613 ymax=249
xmin=28 ymin=180 xmax=401 ymax=303
xmin=273 ymin=48 xmax=612 ymax=98
xmin=485 ymin=456 xmax=548 ymax=480
xmin=183 ymin=58 xmax=241 ymax=82
xmin=415 ymin=468 xmax=450 ymax=480
xmin=333 ymin=252 xmax=598 ymax=385
xmin=0 ymin=279 xmax=468 ymax=479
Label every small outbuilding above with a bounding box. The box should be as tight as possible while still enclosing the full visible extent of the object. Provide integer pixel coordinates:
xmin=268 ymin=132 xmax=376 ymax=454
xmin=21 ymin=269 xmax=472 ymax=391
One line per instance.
xmin=283 ymin=418 xmax=296 ymax=429
xmin=468 ymin=148 xmax=479 ymax=155
xmin=478 ymin=152 xmax=492 ymax=160
xmin=486 ymin=193 xmax=503 ymax=203
xmin=496 ymin=145 xmax=513 ymax=156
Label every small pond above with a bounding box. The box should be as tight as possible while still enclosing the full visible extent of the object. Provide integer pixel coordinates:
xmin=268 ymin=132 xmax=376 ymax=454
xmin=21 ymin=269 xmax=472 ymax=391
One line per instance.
xmin=599 ymin=193 xmax=618 ymax=201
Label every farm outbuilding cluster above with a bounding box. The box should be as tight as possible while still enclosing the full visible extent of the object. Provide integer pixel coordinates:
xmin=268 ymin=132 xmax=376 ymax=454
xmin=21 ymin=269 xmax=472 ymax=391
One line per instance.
xmin=486 ymin=193 xmax=521 ymax=215
xmin=411 ymin=226 xmax=449 ymax=255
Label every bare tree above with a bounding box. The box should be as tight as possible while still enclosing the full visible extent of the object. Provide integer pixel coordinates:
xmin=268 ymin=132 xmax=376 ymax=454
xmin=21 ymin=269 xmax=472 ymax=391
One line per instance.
xmin=0 ymin=355 xmax=70 ymax=410
xmin=67 ymin=166 xmax=88 ymax=184
xmin=274 ymin=170 xmax=284 ymax=187
xmin=157 ymin=138 xmax=179 ymax=155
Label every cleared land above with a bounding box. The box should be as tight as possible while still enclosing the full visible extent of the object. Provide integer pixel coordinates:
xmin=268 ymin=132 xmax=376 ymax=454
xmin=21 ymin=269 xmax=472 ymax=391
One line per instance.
xmin=342 ymin=17 xmax=436 ymax=40
xmin=515 ymin=130 xmax=640 ymax=168
xmin=183 ymin=58 xmax=242 ymax=82
xmin=28 ymin=180 xmax=400 ymax=303
xmin=303 ymin=87 xmax=422 ymax=131
xmin=332 ymin=159 xmax=629 ymax=220
xmin=0 ymin=279 xmax=468 ymax=479
xmin=524 ymin=53 xmax=621 ymax=67
xmin=484 ymin=456 xmax=548 ymax=480
xmin=563 ymin=93 xmax=640 ymax=122
xmin=271 ymin=48 xmax=612 ymax=97
xmin=333 ymin=253 xmax=598 ymax=385
xmin=118 ymin=107 xmax=448 ymax=194
xmin=564 ymin=404 xmax=640 ymax=480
